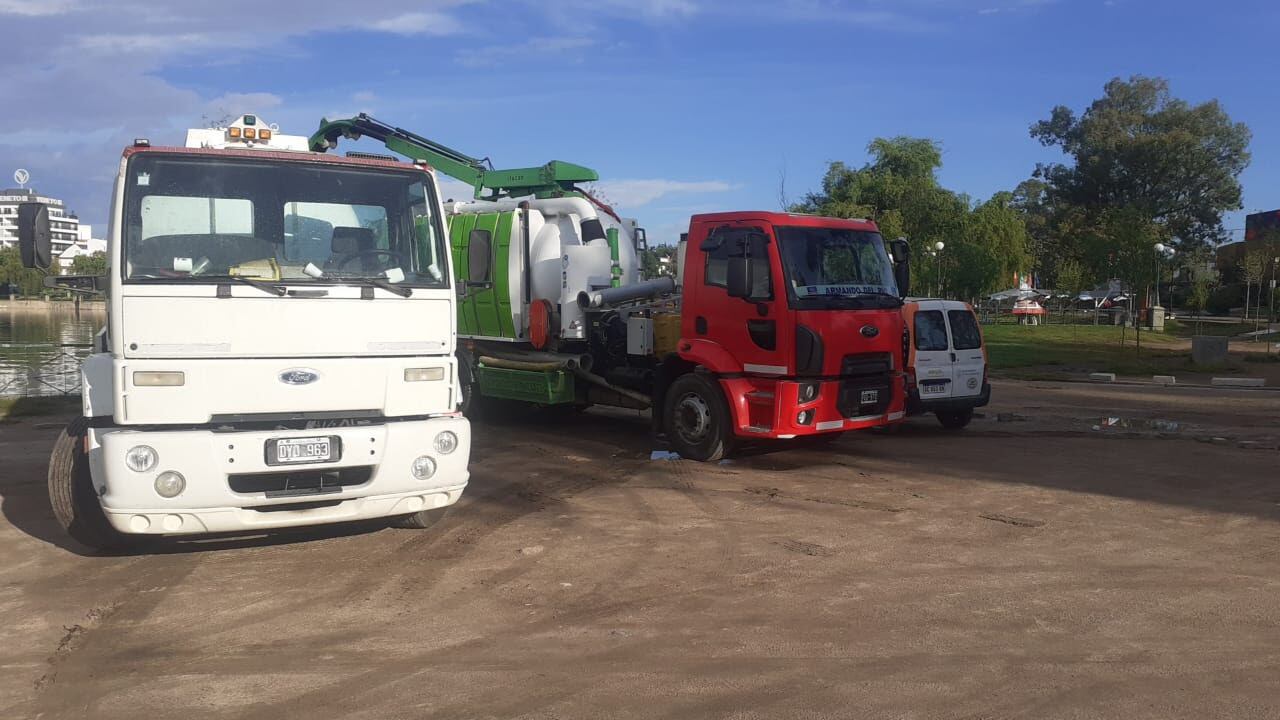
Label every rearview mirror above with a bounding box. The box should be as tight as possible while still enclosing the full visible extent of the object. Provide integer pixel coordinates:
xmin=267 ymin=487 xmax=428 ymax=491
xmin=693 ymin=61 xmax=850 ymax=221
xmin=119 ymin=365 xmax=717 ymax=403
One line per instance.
xmin=889 ymin=237 xmax=910 ymax=298
xmin=467 ymin=229 xmax=492 ymax=285
xmin=727 ymin=256 xmax=770 ymax=301
xmin=18 ymin=203 xmax=52 ymax=270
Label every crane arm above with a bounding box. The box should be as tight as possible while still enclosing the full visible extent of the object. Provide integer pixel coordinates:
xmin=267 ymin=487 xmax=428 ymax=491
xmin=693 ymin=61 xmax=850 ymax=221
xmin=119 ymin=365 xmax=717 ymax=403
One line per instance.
xmin=309 ymin=113 xmax=599 ymax=200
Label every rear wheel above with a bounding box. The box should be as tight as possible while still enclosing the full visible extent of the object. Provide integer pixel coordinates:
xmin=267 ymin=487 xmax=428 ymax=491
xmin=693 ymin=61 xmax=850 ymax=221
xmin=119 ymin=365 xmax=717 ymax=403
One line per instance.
xmin=663 ymin=373 xmax=735 ymax=462
xmin=936 ymin=408 xmax=973 ymax=430
xmin=48 ymin=418 xmax=125 ymax=552
xmin=390 ymin=506 xmax=451 ymax=530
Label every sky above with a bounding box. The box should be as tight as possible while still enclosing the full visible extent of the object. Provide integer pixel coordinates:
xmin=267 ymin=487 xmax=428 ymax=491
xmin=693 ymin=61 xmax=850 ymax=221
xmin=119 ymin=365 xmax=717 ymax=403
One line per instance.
xmin=2 ymin=0 xmax=1278 ymax=246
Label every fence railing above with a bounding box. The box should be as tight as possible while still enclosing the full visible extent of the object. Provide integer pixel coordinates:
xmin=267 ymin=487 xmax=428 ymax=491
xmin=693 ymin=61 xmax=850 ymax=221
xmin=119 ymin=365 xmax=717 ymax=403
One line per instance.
xmin=0 ymin=343 xmax=94 ymax=397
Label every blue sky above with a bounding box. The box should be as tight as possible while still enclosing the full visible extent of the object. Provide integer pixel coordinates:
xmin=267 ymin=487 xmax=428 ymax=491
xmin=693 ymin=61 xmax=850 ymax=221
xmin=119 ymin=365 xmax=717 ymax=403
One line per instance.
xmin=2 ymin=0 xmax=1278 ymax=245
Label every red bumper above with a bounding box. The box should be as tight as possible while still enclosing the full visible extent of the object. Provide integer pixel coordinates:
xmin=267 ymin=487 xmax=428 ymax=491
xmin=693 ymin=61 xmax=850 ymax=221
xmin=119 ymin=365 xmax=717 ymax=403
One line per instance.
xmin=720 ymin=375 xmax=907 ymax=440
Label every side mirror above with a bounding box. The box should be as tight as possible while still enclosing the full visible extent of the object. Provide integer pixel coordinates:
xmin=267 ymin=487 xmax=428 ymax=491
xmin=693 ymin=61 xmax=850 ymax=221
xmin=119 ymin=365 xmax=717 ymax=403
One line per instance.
xmin=18 ymin=203 xmax=52 ymax=270
xmin=467 ymin=229 xmax=492 ymax=285
xmin=726 ymin=256 xmax=770 ymax=301
xmin=889 ymin=237 xmax=911 ymax=298
xmin=633 ymin=227 xmax=647 ymax=252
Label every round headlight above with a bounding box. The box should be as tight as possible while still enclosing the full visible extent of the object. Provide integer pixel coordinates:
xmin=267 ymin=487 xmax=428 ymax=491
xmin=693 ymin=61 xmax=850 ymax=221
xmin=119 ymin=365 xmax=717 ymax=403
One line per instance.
xmin=799 ymin=383 xmax=819 ymax=403
xmin=433 ymin=431 xmax=458 ymax=455
xmin=411 ymin=455 xmax=437 ymax=481
xmin=154 ymin=470 xmax=185 ymax=498
xmin=125 ymin=445 xmax=158 ymax=473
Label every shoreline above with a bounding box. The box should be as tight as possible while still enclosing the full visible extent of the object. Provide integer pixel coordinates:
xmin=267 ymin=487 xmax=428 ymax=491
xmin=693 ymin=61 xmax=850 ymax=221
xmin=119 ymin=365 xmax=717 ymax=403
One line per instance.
xmin=1 ymin=299 xmax=106 ymax=311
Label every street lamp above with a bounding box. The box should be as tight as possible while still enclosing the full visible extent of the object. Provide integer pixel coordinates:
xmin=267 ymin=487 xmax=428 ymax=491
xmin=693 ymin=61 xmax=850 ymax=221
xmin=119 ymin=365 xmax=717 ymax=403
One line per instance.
xmin=933 ymin=241 xmax=945 ymax=297
xmin=1153 ymin=243 xmax=1174 ymax=310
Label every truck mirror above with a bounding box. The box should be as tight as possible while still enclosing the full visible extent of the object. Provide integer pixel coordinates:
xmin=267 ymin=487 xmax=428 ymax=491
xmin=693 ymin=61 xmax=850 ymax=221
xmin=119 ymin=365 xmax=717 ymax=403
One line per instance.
xmin=18 ymin=203 xmax=53 ymax=270
xmin=889 ymin=237 xmax=911 ymax=298
xmin=467 ymin=229 xmax=492 ymax=284
xmin=727 ymin=256 xmax=770 ymax=301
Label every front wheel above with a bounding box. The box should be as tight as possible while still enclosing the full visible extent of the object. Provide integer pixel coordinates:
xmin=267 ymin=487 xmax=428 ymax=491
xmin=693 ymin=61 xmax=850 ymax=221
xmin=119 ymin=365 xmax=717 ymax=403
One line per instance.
xmin=390 ymin=506 xmax=451 ymax=530
xmin=48 ymin=418 xmax=126 ymax=552
xmin=663 ymin=373 xmax=735 ymax=462
xmin=936 ymin=408 xmax=973 ymax=430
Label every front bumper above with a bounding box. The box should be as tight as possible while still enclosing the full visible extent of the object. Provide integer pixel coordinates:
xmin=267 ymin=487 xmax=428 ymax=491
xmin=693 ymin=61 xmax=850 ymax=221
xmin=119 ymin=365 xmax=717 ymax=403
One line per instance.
xmin=906 ymin=382 xmax=991 ymax=416
xmin=722 ymin=375 xmax=907 ymax=439
xmin=88 ymin=416 xmax=470 ymax=535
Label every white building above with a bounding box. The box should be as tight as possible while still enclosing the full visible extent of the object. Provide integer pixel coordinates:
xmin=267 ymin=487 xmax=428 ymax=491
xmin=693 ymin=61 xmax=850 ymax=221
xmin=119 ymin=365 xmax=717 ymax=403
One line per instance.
xmin=0 ymin=187 xmax=86 ymax=258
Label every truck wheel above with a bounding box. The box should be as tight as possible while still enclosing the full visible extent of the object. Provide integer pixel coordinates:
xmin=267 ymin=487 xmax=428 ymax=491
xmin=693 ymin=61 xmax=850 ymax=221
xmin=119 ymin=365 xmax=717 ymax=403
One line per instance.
xmin=936 ymin=409 xmax=973 ymax=430
xmin=663 ymin=373 xmax=734 ymax=462
xmin=48 ymin=419 xmax=125 ymax=552
xmin=390 ymin=506 xmax=451 ymax=530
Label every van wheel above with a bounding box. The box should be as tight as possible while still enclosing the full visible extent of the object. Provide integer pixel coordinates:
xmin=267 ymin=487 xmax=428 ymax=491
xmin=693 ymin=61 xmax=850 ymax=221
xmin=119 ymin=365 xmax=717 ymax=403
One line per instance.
xmin=663 ymin=373 xmax=734 ymax=462
xmin=390 ymin=507 xmax=451 ymax=530
xmin=936 ymin=409 xmax=973 ymax=430
xmin=48 ymin=418 xmax=125 ymax=552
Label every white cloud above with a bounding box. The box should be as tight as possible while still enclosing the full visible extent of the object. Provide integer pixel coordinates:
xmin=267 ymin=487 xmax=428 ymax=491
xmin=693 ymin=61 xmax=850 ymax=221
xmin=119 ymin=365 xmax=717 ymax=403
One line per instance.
xmin=0 ymin=0 xmax=77 ymax=16
xmin=364 ymin=11 xmax=463 ymax=35
xmin=457 ymin=36 xmax=598 ymax=68
xmin=591 ymin=179 xmax=734 ymax=209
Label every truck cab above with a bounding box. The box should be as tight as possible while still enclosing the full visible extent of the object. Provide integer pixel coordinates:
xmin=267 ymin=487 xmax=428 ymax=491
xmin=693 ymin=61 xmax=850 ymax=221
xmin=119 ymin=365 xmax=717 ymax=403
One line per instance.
xmin=661 ymin=212 xmax=910 ymax=459
xmin=18 ymin=115 xmax=470 ymax=549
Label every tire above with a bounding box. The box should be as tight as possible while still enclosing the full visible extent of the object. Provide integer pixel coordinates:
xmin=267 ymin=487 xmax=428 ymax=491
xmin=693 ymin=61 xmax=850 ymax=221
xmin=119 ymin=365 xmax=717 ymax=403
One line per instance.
xmin=662 ymin=373 xmax=735 ymax=462
xmin=48 ymin=418 xmax=125 ymax=552
xmin=390 ymin=506 xmax=451 ymax=530
xmin=936 ymin=408 xmax=973 ymax=430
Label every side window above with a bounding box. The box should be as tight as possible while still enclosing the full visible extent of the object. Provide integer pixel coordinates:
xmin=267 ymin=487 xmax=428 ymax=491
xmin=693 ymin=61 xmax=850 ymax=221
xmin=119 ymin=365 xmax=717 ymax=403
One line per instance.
xmin=703 ymin=227 xmax=772 ymax=298
xmin=948 ymin=309 xmax=983 ymax=350
xmin=914 ymin=310 xmax=949 ymax=351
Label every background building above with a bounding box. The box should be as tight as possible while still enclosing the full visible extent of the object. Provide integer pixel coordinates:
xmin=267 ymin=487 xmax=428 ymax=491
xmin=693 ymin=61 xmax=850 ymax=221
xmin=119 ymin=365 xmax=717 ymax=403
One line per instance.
xmin=0 ymin=187 xmax=85 ymax=258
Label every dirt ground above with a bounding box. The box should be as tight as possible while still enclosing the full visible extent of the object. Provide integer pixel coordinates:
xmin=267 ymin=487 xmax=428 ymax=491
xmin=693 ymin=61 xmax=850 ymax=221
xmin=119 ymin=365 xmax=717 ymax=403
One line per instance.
xmin=2 ymin=380 xmax=1279 ymax=719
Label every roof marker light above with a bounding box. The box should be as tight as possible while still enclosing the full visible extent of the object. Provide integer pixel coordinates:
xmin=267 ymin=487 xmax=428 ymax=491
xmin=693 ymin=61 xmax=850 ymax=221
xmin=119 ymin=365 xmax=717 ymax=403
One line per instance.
xmin=228 ymin=127 xmax=242 ymax=139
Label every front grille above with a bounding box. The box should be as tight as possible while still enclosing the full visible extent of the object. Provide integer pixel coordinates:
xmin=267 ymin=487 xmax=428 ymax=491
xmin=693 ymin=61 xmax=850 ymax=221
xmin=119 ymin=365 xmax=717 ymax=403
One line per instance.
xmin=229 ymin=466 xmax=373 ymax=498
xmin=837 ymin=352 xmax=893 ymax=418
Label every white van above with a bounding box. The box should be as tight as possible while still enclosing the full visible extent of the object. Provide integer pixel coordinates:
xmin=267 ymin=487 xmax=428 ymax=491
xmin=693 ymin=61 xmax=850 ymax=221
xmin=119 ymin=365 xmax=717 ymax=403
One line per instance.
xmin=902 ymin=299 xmax=990 ymax=429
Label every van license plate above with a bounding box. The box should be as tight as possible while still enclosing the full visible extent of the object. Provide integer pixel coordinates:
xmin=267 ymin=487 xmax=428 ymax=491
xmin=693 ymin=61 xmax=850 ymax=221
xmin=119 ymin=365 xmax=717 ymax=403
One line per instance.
xmin=860 ymin=389 xmax=879 ymax=404
xmin=922 ymin=383 xmax=948 ymax=396
xmin=266 ymin=436 xmax=339 ymax=465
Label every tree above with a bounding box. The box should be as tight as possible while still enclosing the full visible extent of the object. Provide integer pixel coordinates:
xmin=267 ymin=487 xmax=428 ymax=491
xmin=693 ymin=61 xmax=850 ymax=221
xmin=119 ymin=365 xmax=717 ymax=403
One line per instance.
xmin=0 ymin=247 xmax=46 ymax=297
xmin=1241 ymin=249 xmax=1267 ymax=324
xmin=1031 ymin=76 xmax=1251 ymax=254
xmin=70 ymin=251 xmax=107 ymax=277
xmin=1188 ymin=278 xmax=1212 ymax=335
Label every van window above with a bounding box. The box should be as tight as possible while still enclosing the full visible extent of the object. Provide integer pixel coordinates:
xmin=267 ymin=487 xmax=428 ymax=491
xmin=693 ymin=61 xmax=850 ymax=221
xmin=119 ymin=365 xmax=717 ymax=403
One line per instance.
xmin=948 ymin=309 xmax=982 ymax=350
xmin=914 ymin=310 xmax=949 ymax=351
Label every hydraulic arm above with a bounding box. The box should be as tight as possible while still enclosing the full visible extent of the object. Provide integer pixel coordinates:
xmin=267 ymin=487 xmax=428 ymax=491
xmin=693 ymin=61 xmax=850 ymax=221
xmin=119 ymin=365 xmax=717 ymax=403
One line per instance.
xmin=309 ymin=114 xmax=598 ymax=200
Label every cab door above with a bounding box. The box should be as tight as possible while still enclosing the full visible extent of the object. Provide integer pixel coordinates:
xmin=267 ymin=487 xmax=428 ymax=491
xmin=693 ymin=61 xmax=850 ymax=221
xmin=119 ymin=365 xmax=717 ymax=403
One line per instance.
xmin=946 ymin=307 xmax=985 ymax=397
xmin=912 ymin=305 xmax=954 ymax=399
xmin=693 ymin=222 xmax=787 ymax=375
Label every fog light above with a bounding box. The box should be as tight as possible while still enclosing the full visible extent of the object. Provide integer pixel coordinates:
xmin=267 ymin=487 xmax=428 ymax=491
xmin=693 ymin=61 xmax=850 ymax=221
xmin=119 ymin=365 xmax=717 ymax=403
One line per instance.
xmin=154 ymin=471 xmax=185 ymax=498
xmin=797 ymin=409 xmax=815 ymax=425
xmin=798 ymin=382 xmax=819 ymax=403
xmin=411 ymin=455 xmax=437 ymax=480
xmin=125 ymin=445 xmax=158 ymax=472
xmin=433 ymin=430 xmax=458 ymax=455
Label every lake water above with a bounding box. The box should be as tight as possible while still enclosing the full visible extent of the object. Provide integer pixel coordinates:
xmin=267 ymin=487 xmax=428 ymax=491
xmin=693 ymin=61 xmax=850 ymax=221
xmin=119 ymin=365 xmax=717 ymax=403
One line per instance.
xmin=0 ymin=304 xmax=105 ymax=396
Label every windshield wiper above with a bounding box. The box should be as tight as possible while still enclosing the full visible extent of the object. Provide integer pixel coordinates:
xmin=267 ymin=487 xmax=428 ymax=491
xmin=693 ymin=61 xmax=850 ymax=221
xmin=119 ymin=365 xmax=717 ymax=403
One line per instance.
xmin=348 ymin=276 xmax=413 ymax=298
xmin=196 ymin=274 xmax=287 ymax=297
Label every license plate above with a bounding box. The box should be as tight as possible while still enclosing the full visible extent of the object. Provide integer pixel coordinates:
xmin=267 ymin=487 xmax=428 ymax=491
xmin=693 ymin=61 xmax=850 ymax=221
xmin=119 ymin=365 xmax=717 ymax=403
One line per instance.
xmin=266 ymin=436 xmax=340 ymax=465
xmin=922 ymin=383 xmax=948 ymax=396
xmin=860 ymin=389 xmax=879 ymax=404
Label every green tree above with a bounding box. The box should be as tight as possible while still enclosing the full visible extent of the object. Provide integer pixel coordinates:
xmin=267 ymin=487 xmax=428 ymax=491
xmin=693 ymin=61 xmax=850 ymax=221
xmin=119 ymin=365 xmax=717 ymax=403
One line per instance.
xmin=0 ymin=247 xmax=46 ymax=297
xmin=1188 ymin=277 xmax=1212 ymax=334
xmin=70 ymin=251 xmax=107 ymax=277
xmin=1241 ymin=249 xmax=1267 ymax=323
xmin=1031 ymin=75 xmax=1251 ymax=253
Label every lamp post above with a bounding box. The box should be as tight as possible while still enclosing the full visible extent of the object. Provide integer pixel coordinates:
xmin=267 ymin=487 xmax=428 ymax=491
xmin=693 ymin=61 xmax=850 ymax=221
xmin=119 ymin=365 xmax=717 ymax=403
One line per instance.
xmin=1153 ymin=243 xmax=1174 ymax=310
xmin=933 ymin=241 xmax=945 ymax=297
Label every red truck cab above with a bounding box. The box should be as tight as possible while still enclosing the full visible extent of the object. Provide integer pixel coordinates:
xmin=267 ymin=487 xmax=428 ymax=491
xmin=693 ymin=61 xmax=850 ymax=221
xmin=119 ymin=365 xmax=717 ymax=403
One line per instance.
xmin=660 ymin=212 xmax=911 ymax=460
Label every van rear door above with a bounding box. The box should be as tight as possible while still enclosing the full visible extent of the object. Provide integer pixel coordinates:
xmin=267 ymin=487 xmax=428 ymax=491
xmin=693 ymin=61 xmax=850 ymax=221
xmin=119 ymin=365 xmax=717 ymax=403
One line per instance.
xmin=912 ymin=308 xmax=953 ymax=399
xmin=947 ymin=308 xmax=985 ymax=397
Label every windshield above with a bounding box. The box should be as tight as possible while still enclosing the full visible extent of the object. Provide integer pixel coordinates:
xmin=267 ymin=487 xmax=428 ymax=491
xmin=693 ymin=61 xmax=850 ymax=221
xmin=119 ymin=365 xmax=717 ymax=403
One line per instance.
xmin=776 ymin=226 xmax=899 ymax=307
xmin=121 ymin=153 xmax=448 ymax=287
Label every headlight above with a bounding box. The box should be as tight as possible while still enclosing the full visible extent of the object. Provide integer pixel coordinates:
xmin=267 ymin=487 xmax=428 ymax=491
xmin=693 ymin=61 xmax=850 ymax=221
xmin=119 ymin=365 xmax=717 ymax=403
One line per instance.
xmin=125 ymin=445 xmax=158 ymax=472
xmin=433 ymin=431 xmax=458 ymax=455
xmin=405 ymin=367 xmax=446 ymax=382
xmin=154 ymin=471 xmax=185 ymax=498
xmin=411 ymin=455 xmax=437 ymax=480
xmin=797 ymin=409 xmax=815 ymax=425
xmin=798 ymin=382 xmax=820 ymax=403
xmin=133 ymin=371 xmax=185 ymax=387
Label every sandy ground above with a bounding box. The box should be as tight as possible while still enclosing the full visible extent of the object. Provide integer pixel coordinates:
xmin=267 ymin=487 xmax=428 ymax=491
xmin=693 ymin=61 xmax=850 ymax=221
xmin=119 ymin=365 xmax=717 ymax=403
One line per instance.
xmin=2 ymin=379 xmax=1279 ymax=719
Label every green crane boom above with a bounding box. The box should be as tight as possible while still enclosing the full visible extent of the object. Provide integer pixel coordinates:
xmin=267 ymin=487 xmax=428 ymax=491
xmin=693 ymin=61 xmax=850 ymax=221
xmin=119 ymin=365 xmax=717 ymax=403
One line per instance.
xmin=308 ymin=114 xmax=598 ymax=200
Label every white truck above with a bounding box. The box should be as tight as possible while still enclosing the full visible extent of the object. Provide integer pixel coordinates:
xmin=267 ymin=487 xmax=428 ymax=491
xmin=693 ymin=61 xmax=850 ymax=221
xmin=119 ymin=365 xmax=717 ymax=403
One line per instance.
xmin=16 ymin=114 xmax=470 ymax=550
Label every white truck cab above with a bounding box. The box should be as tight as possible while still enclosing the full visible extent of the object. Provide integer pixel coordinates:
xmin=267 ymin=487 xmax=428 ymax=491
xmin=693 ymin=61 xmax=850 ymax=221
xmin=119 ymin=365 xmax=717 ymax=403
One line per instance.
xmin=902 ymin=298 xmax=990 ymax=429
xmin=17 ymin=115 xmax=470 ymax=550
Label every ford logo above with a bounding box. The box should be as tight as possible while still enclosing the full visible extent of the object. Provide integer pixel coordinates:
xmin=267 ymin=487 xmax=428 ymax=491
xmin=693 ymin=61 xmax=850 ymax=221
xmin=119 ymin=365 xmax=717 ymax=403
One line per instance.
xmin=279 ymin=369 xmax=319 ymax=386
xmin=860 ymin=325 xmax=880 ymax=338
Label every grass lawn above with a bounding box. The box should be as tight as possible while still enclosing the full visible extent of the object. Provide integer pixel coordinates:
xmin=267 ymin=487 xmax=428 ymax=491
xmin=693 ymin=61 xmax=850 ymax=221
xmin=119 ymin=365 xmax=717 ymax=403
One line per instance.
xmin=0 ymin=395 xmax=80 ymax=421
xmin=983 ymin=324 xmax=1192 ymax=378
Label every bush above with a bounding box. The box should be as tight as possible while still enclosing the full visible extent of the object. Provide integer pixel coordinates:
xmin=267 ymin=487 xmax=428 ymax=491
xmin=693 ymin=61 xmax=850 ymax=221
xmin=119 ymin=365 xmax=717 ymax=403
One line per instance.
xmin=1205 ymin=283 xmax=1243 ymax=315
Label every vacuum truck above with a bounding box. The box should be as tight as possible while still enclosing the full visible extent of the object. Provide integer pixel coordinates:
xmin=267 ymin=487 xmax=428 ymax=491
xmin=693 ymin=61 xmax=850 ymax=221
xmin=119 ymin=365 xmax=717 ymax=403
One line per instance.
xmin=311 ymin=116 xmax=911 ymax=461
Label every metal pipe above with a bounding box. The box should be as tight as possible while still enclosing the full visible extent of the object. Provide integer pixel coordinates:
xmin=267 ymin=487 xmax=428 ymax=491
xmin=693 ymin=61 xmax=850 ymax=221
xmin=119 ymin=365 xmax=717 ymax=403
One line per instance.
xmin=477 ymin=356 xmax=564 ymax=373
xmin=577 ymin=276 xmax=676 ymax=309
xmin=572 ymin=368 xmax=651 ymax=408
xmin=481 ymin=349 xmax=594 ymax=372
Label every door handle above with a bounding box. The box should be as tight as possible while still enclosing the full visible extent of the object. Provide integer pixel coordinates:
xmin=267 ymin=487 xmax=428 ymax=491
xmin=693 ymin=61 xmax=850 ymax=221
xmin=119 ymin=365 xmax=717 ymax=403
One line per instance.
xmin=950 ymin=352 xmax=957 ymax=362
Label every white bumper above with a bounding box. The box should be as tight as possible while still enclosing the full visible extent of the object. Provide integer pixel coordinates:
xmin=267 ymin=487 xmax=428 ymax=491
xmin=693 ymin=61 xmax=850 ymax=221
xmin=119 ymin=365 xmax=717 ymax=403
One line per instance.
xmin=89 ymin=416 xmax=469 ymax=535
